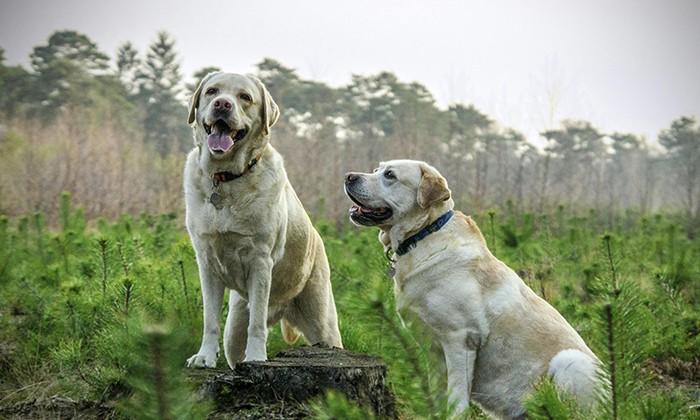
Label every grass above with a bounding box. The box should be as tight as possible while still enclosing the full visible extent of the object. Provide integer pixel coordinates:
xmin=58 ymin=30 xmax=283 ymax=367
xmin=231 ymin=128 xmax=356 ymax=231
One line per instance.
xmin=0 ymin=195 xmax=699 ymax=419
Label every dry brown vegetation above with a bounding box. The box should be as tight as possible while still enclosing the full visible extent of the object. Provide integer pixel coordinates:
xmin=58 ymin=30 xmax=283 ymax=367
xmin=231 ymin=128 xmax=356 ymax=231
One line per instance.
xmin=0 ymin=114 xmax=183 ymax=222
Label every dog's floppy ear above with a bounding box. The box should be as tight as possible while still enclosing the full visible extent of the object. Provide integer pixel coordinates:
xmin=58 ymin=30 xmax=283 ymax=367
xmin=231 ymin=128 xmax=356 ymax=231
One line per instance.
xmin=249 ymin=75 xmax=280 ymax=136
xmin=188 ymin=71 xmax=220 ymax=125
xmin=417 ymin=163 xmax=451 ymax=208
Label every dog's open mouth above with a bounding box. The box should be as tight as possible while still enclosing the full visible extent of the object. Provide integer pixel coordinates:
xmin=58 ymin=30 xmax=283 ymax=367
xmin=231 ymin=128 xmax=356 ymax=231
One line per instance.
xmin=204 ymin=119 xmax=248 ymax=154
xmin=346 ymin=190 xmax=392 ymax=225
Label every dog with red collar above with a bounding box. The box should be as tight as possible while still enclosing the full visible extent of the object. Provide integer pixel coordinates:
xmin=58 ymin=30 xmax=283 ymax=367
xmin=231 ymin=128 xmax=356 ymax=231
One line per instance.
xmin=184 ymin=72 xmax=342 ymax=368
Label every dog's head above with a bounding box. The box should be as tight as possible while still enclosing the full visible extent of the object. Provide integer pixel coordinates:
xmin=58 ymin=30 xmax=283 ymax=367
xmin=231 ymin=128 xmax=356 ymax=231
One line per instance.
xmin=188 ymin=72 xmax=279 ymax=159
xmin=344 ymin=160 xmax=452 ymax=229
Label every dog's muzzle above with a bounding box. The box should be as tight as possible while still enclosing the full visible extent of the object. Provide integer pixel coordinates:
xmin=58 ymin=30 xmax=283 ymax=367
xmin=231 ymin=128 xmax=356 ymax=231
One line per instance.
xmin=203 ymin=118 xmax=249 ymax=154
xmin=344 ymin=174 xmax=393 ymax=226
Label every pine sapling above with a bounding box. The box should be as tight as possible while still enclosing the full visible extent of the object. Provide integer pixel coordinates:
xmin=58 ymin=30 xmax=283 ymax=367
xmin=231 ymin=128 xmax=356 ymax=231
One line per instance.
xmin=123 ymin=279 xmax=134 ymax=318
xmin=121 ymin=324 xmax=211 ymax=419
xmin=524 ymin=378 xmax=582 ymax=420
xmin=146 ymin=325 xmax=171 ymax=420
xmin=67 ymin=299 xmax=79 ymax=337
xmin=53 ymin=234 xmax=70 ymax=275
xmin=592 ymin=233 xmax=647 ymax=419
xmin=97 ymin=238 xmax=109 ymax=297
xmin=18 ymin=216 xmax=28 ymax=249
xmin=0 ymin=216 xmax=11 ymax=278
xmin=117 ymin=241 xmax=131 ymax=277
xmin=33 ymin=212 xmax=46 ymax=265
xmin=603 ymin=234 xmax=619 ymax=293
xmin=377 ymin=307 xmax=438 ymax=417
xmin=539 ymin=278 xmax=548 ymax=302
xmin=177 ymin=259 xmax=190 ymax=317
xmin=604 ymin=303 xmax=617 ymax=420
xmin=488 ymin=210 xmax=497 ymax=252
xmin=59 ymin=191 xmax=72 ymax=232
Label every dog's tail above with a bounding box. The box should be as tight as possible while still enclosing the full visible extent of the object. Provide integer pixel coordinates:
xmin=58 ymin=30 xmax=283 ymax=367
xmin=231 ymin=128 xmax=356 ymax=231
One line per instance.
xmin=281 ymin=318 xmax=301 ymax=344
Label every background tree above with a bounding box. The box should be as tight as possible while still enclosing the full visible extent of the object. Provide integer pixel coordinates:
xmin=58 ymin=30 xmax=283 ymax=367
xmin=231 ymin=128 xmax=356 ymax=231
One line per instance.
xmin=0 ymin=48 xmax=33 ymax=118
xmin=135 ymin=31 xmax=188 ymax=154
xmin=116 ymin=42 xmax=140 ymax=96
xmin=541 ymin=120 xmax=606 ymax=209
xmin=608 ymin=132 xmax=656 ymax=215
xmin=27 ymin=30 xmax=112 ymax=116
xmin=256 ymin=59 xmax=304 ymax=112
xmin=444 ymin=104 xmax=491 ymax=208
xmin=659 ymin=116 xmax=700 ymax=234
xmin=344 ymin=72 xmax=400 ymax=141
xmin=30 ymin=30 xmax=109 ymax=74
xmin=0 ymin=32 xmax=697 ymax=225
xmin=186 ymin=66 xmax=221 ymax=95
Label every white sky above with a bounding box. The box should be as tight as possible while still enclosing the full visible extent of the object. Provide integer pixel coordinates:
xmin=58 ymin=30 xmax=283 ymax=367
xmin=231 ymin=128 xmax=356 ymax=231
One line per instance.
xmin=1 ymin=0 xmax=699 ymax=146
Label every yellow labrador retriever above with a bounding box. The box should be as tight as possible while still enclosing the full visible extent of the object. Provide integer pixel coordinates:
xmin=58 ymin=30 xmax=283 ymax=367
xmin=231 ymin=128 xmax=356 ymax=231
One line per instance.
xmin=344 ymin=159 xmax=600 ymax=418
xmin=184 ymin=72 xmax=342 ymax=368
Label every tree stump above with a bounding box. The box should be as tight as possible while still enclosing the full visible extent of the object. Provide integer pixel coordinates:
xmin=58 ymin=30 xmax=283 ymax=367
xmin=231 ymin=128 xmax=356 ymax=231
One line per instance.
xmin=189 ymin=344 xmax=396 ymax=419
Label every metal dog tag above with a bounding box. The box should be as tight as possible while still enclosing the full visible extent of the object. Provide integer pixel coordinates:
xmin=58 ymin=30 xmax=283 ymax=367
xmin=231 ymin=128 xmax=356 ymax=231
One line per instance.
xmin=210 ymin=192 xmax=224 ymax=209
xmin=387 ymin=264 xmax=396 ymax=278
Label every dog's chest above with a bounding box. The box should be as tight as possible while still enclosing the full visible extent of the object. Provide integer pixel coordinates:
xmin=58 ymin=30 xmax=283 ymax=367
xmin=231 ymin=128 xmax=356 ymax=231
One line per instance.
xmin=392 ymin=255 xmax=449 ymax=309
xmin=199 ymin=232 xmax=259 ymax=294
xmin=394 ymin=270 xmax=457 ymax=332
xmin=392 ymin=258 xmax=436 ymax=315
xmin=393 ymin=256 xmax=494 ymax=339
xmin=187 ymin=198 xmax=288 ymax=296
xmin=188 ymin=198 xmax=260 ymax=236
xmin=186 ymin=173 xmax=284 ymax=237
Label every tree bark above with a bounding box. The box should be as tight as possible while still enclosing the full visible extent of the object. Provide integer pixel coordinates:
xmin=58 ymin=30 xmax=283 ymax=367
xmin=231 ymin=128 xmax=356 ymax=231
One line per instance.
xmin=188 ymin=344 xmax=396 ymax=419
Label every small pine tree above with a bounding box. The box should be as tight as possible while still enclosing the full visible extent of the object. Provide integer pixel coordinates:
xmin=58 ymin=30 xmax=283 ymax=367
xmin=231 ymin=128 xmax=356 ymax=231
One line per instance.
xmin=311 ymin=390 xmax=377 ymax=420
xmin=589 ymin=234 xmax=650 ymax=419
xmin=523 ymin=379 xmax=583 ymax=420
xmin=120 ymin=323 xmax=210 ymax=419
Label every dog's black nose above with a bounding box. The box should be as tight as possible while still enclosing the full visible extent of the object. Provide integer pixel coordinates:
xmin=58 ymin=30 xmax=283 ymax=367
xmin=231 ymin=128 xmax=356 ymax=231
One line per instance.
xmin=345 ymin=173 xmax=360 ymax=184
xmin=213 ymin=99 xmax=232 ymax=110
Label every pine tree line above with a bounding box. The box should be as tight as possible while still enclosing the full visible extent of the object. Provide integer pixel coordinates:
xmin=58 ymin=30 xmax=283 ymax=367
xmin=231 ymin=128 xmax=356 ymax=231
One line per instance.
xmin=1 ymin=30 xmax=190 ymax=154
xmin=1 ymin=31 xmax=699 ymax=236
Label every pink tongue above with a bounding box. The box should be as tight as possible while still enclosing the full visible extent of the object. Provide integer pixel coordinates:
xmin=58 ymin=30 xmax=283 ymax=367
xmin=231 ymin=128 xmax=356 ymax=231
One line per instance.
xmin=207 ymin=132 xmax=234 ymax=152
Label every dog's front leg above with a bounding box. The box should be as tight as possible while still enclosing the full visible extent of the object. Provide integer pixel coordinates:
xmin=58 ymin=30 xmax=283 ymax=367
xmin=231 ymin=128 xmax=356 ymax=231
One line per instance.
xmin=244 ymin=256 xmax=273 ymax=362
xmin=187 ymin=270 xmax=224 ymax=368
xmin=442 ymin=331 xmax=478 ymax=416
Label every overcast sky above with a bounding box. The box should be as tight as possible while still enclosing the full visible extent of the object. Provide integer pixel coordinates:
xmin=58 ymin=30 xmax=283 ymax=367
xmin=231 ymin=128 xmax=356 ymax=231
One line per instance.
xmin=1 ymin=0 xmax=699 ymax=146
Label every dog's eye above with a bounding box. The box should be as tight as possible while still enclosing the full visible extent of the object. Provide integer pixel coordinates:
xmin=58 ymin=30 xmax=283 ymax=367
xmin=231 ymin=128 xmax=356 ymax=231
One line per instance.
xmin=239 ymin=92 xmax=252 ymax=102
xmin=205 ymin=87 xmax=218 ymax=95
xmin=384 ymin=170 xmax=396 ymax=180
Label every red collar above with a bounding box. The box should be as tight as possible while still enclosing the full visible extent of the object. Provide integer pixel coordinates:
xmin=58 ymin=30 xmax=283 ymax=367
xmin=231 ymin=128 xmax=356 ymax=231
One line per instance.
xmin=212 ymin=158 xmax=259 ymax=187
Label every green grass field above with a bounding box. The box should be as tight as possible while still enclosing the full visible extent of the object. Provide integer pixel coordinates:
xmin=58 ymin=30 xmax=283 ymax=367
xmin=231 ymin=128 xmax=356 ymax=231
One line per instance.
xmin=1 ymin=194 xmax=699 ymax=419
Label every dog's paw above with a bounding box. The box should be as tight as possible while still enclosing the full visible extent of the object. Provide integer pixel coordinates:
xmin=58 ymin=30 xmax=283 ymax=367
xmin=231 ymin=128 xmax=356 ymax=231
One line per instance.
xmin=243 ymin=354 xmax=267 ymax=362
xmin=186 ymin=352 xmax=217 ymax=368
xmin=243 ymin=338 xmax=268 ymax=362
xmin=243 ymin=349 xmax=267 ymax=362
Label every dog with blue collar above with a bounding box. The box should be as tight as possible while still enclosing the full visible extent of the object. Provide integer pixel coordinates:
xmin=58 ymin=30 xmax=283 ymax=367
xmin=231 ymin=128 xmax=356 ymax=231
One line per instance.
xmin=344 ymin=159 xmax=601 ymax=419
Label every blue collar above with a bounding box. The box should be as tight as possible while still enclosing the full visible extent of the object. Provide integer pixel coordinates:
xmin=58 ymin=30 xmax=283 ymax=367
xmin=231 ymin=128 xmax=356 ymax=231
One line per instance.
xmin=395 ymin=210 xmax=454 ymax=256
